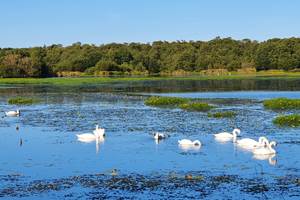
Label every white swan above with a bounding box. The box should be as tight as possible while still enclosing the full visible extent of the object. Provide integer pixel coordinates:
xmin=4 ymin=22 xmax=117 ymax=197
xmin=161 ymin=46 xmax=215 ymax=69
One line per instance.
xmin=153 ymin=132 xmax=167 ymax=140
xmin=5 ymin=110 xmax=20 ymax=117
xmin=178 ymin=139 xmax=201 ymax=151
xmin=236 ymin=136 xmax=268 ymax=150
xmin=253 ymin=141 xmax=277 ymax=155
xmin=214 ymin=128 xmax=240 ymax=142
xmin=178 ymin=139 xmax=201 ymax=146
xmin=77 ymin=125 xmax=105 ymax=142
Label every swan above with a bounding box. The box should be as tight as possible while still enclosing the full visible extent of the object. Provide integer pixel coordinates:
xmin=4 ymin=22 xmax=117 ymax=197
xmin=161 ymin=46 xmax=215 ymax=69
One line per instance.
xmin=178 ymin=139 xmax=201 ymax=146
xmin=77 ymin=125 xmax=105 ymax=142
xmin=214 ymin=128 xmax=240 ymax=142
xmin=236 ymin=136 xmax=268 ymax=150
xmin=5 ymin=110 xmax=20 ymax=117
xmin=253 ymin=141 xmax=277 ymax=155
xmin=153 ymin=132 xmax=167 ymax=140
xmin=178 ymin=139 xmax=201 ymax=151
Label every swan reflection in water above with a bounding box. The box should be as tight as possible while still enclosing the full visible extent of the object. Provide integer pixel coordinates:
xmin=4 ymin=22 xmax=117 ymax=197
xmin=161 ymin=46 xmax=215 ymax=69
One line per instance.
xmin=77 ymin=136 xmax=105 ymax=154
xmin=178 ymin=144 xmax=201 ymax=152
xmin=253 ymin=154 xmax=277 ymax=166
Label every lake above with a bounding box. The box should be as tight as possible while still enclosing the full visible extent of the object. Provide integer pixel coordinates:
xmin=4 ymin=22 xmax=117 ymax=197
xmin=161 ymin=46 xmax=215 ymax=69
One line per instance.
xmin=0 ymin=78 xmax=300 ymax=199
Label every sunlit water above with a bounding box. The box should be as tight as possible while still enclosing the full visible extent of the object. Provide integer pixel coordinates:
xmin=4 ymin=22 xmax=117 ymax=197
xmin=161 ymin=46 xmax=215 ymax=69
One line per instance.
xmin=0 ymin=79 xmax=300 ymax=199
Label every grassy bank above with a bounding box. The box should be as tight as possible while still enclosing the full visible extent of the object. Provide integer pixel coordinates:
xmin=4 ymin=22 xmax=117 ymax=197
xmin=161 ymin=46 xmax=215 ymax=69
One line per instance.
xmin=0 ymin=71 xmax=300 ymax=86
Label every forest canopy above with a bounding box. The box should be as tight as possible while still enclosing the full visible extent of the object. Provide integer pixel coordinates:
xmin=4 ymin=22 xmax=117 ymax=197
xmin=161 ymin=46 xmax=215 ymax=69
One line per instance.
xmin=0 ymin=37 xmax=300 ymax=77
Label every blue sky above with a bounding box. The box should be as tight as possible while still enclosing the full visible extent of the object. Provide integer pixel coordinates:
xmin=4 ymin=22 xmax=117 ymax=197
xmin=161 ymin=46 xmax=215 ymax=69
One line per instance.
xmin=0 ymin=0 xmax=299 ymax=47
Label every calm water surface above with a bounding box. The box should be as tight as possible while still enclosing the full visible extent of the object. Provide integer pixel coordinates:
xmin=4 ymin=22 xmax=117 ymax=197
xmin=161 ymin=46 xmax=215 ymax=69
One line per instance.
xmin=0 ymin=79 xmax=300 ymax=199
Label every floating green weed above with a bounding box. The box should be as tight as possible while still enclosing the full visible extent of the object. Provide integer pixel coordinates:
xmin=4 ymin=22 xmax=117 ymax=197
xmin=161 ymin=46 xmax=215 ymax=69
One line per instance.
xmin=273 ymin=114 xmax=300 ymax=127
xmin=8 ymin=97 xmax=40 ymax=105
xmin=263 ymin=98 xmax=300 ymax=110
xmin=179 ymin=102 xmax=214 ymax=112
xmin=145 ymin=96 xmax=188 ymax=107
xmin=208 ymin=111 xmax=236 ymax=118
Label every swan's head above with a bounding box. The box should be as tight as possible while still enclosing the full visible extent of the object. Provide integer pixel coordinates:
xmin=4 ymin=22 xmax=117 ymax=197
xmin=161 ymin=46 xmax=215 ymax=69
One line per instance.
xmin=17 ymin=110 xmax=20 ymax=115
xmin=269 ymin=141 xmax=277 ymax=147
xmin=193 ymin=140 xmax=201 ymax=146
xmin=233 ymin=128 xmax=241 ymax=135
xmin=258 ymin=137 xmax=269 ymax=146
xmin=95 ymin=124 xmax=99 ymax=130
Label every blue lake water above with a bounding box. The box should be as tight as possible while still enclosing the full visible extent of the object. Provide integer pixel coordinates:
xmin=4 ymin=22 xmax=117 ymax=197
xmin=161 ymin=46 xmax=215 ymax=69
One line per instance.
xmin=0 ymin=80 xmax=300 ymax=199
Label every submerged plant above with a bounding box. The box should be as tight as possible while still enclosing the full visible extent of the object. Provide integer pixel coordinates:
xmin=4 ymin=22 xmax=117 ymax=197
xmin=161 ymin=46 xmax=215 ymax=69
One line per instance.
xmin=179 ymin=102 xmax=214 ymax=112
xmin=8 ymin=97 xmax=40 ymax=105
xmin=208 ymin=111 xmax=236 ymax=118
xmin=145 ymin=96 xmax=188 ymax=107
xmin=263 ymin=98 xmax=300 ymax=110
xmin=273 ymin=114 xmax=300 ymax=127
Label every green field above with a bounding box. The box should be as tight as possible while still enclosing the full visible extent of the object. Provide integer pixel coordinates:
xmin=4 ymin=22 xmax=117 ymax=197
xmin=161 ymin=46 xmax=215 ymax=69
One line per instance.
xmin=0 ymin=72 xmax=300 ymax=86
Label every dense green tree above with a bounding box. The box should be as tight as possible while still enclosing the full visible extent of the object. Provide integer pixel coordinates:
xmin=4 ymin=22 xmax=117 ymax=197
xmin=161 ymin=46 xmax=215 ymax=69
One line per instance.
xmin=0 ymin=37 xmax=300 ymax=77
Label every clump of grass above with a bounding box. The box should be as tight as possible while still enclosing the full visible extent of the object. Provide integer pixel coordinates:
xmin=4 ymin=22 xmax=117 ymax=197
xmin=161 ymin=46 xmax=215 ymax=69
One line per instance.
xmin=145 ymin=96 xmax=188 ymax=106
xmin=263 ymin=98 xmax=300 ymax=110
xmin=179 ymin=102 xmax=214 ymax=112
xmin=273 ymin=114 xmax=300 ymax=127
xmin=208 ymin=111 xmax=236 ymax=118
xmin=8 ymin=97 xmax=40 ymax=105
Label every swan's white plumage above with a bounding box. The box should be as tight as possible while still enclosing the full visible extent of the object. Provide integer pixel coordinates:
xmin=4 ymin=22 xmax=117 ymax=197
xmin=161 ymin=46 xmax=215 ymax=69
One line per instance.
xmin=237 ymin=137 xmax=268 ymax=150
xmin=77 ymin=125 xmax=105 ymax=142
xmin=5 ymin=110 xmax=20 ymax=117
xmin=214 ymin=128 xmax=240 ymax=142
xmin=253 ymin=141 xmax=276 ymax=155
xmin=178 ymin=139 xmax=201 ymax=146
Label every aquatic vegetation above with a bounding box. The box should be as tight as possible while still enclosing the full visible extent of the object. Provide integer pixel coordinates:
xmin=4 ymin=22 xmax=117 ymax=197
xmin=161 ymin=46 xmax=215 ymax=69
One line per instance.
xmin=263 ymin=98 xmax=300 ymax=110
xmin=179 ymin=102 xmax=214 ymax=112
xmin=273 ymin=114 xmax=300 ymax=127
xmin=2 ymin=172 xmax=297 ymax=199
xmin=208 ymin=111 xmax=236 ymax=118
xmin=8 ymin=97 xmax=40 ymax=105
xmin=145 ymin=96 xmax=188 ymax=107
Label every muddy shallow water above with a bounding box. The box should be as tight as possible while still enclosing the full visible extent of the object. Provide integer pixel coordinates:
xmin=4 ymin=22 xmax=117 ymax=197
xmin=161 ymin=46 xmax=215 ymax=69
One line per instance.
xmin=0 ymin=79 xmax=300 ymax=199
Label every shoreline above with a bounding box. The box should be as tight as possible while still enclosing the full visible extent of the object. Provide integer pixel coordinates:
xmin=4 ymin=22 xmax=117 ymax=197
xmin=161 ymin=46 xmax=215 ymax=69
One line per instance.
xmin=0 ymin=72 xmax=300 ymax=86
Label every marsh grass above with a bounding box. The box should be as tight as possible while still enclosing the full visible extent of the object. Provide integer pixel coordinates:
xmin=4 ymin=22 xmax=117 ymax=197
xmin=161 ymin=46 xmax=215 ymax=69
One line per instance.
xmin=8 ymin=97 xmax=40 ymax=105
xmin=208 ymin=111 xmax=236 ymax=118
xmin=179 ymin=102 xmax=214 ymax=112
xmin=263 ymin=98 xmax=300 ymax=110
xmin=145 ymin=96 xmax=188 ymax=107
xmin=273 ymin=114 xmax=300 ymax=127
xmin=1 ymin=72 xmax=300 ymax=86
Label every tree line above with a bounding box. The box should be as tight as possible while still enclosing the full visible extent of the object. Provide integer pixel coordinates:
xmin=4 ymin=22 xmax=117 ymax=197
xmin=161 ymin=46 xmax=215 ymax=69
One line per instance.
xmin=0 ymin=37 xmax=300 ymax=77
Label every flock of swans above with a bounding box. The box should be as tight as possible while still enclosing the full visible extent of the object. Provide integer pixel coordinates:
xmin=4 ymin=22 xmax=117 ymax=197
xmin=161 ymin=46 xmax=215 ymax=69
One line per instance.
xmin=76 ymin=124 xmax=277 ymax=158
xmin=5 ymin=108 xmax=277 ymax=164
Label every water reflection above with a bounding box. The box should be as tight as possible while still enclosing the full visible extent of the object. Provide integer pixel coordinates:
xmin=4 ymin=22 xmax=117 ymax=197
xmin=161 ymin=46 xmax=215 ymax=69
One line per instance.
xmin=253 ymin=154 xmax=277 ymax=166
xmin=1 ymin=78 xmax=300 ymax=96
xmin=178 ymin=144 xmax=201 ymax=152
xmin=77 ymin=136 xmax=105 ymax=154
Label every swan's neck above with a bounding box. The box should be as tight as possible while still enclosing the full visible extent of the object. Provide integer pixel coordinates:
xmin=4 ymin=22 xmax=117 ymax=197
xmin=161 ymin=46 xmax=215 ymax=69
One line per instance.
xmin=268 ymin=144 xmax=276 ymax=154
